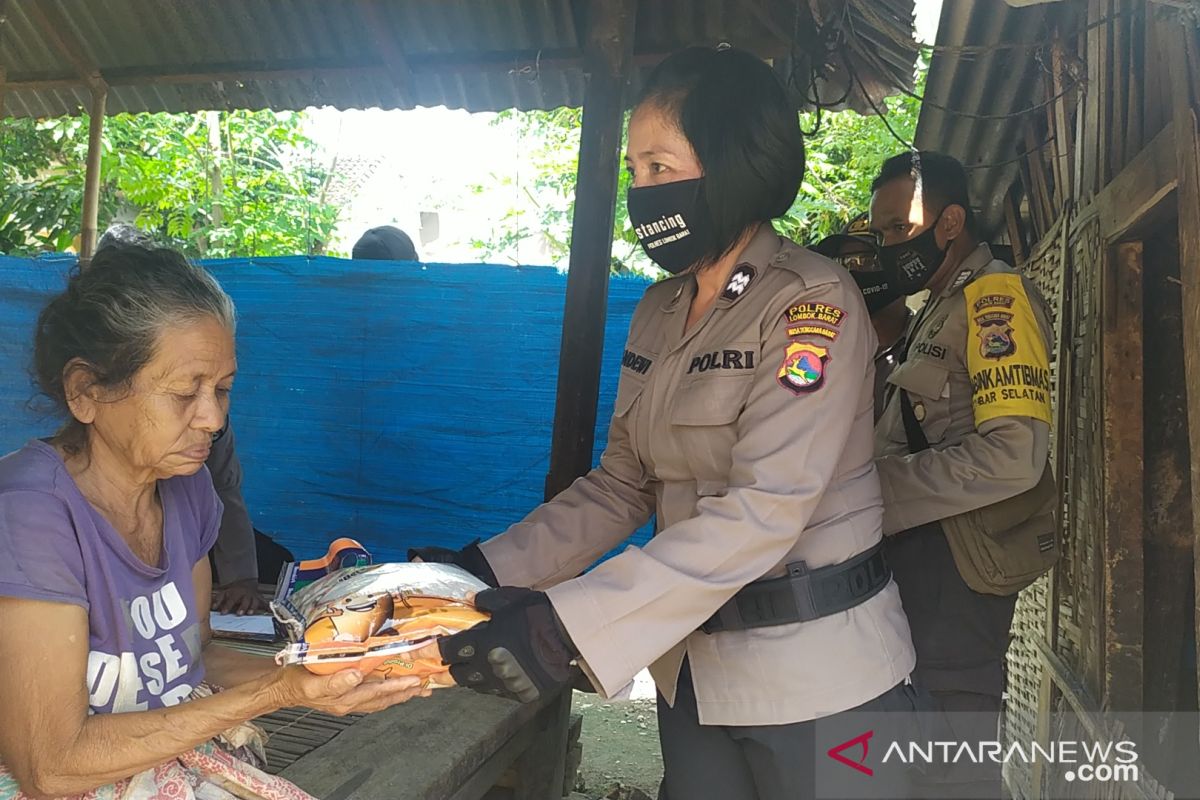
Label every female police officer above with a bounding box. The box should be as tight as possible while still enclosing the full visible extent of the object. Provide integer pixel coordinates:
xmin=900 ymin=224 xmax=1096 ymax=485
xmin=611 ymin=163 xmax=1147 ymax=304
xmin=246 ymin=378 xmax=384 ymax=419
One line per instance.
xmin=413 ymin=46 xmax=915 ymax=799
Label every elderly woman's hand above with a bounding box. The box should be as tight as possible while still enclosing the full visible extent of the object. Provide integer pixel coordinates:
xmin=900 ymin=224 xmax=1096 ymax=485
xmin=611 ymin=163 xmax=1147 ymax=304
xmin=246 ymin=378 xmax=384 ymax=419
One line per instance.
xmin=270 ymin=666 xmax=432 ymax=716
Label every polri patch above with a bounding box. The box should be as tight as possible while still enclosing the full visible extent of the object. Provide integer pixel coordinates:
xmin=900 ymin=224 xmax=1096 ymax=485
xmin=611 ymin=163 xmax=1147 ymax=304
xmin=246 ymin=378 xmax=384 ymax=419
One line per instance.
xmin=777 ymin=341 xmax=829 ymax=394
xmin=721 ymin=264 xmax=756 ymax=301
xmin=786 ymin=323 xmax=838 ymax=341
xmin=687 ymin=349 xmax=756 ymax=374
xmin=784 ymin=302 xmax=846 ymax=328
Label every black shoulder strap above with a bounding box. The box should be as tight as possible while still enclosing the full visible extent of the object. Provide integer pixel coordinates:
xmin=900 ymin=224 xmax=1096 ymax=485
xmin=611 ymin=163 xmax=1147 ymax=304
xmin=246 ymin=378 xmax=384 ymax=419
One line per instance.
xmin=899 ymin=391 xmax=931 ymax=454
xmin=885 ymin=301 xmax=933 ymax=446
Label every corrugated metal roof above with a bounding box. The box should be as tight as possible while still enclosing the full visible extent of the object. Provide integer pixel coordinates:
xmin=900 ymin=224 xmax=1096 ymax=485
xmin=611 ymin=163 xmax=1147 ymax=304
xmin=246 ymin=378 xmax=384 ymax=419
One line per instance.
xmin=0 ymin=0 xmax=917 ymax=118
xmin=914 ymin=0 xmax=1065 ymax=236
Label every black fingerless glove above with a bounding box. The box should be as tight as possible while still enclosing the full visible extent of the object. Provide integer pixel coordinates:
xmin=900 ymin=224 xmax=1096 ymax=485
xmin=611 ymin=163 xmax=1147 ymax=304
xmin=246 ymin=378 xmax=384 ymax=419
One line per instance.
xmin=407 ymin=538 xmax=499 ymax=587
xmin=438 ymin=587 xmax=576 ymax=703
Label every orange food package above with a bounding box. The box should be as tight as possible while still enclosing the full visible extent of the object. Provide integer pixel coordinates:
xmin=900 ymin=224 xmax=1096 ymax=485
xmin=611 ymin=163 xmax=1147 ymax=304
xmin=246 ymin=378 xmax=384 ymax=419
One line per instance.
xmin=271 ymin=562 xmax=489 ymax=683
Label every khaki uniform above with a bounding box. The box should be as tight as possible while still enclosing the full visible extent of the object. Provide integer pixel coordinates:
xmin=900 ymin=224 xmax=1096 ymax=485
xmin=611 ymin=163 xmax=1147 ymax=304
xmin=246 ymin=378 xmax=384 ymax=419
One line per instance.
xmin=875 ymin=243 xmax=1053 ymax=533
xmin=874 ymin=243 xmax=1053 ymax=697
xmin=481 ymin=227 xmax=914 ymax=726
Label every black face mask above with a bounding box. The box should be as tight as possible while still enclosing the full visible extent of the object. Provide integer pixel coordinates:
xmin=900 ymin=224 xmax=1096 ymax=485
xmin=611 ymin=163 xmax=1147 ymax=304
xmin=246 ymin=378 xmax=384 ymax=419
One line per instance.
xmin=627 ymin=178 xmax=717 ymax=274
xmin=849 ymin=270 xmax=904 ymax=316
xmin=878 ymin=214 xmax=949 ymax=294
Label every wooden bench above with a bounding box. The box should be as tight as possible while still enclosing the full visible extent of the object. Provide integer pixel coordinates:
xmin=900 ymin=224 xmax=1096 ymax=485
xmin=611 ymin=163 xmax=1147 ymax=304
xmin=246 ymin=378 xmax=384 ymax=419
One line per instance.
xmin=219 ymin=639 xmax=572 ymax=800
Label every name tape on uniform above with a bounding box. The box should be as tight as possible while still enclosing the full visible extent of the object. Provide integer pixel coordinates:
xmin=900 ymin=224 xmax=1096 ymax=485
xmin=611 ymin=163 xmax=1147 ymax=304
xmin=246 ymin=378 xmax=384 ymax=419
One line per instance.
xmin=964 ymin=273 xmax=1052 ymax=426
xmin=622 ymin=349 xmax=653 ymax=375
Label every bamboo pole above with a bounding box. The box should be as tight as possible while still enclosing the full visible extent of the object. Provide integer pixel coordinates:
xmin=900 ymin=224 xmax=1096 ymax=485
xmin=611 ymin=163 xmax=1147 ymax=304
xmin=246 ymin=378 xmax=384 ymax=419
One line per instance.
xmin=79 ymin=88 xmax=108 ymax=265
xmin=0 ymin=0 xmax=7 ymax=123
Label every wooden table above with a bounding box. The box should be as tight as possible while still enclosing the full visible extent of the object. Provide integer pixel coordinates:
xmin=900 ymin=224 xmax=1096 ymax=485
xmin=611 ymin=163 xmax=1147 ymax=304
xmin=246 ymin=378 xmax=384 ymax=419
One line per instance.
xmin=278 ymin=686 xmax=571 ymax=800
xmin=219 ymin=638 xmax=573 ymax=800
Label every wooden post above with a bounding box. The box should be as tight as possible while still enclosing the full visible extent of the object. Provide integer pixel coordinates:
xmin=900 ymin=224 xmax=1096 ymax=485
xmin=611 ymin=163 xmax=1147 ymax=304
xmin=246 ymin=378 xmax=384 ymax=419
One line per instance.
xmin=1081 ymin=0 xmax=1104 ymax=201
xmin=544 ymin=0 xmax=636 ymax=501
xmin=1024 ymin=120 xmax=1055 ymax=229
xmin=1109 ymin=0 xmax=1128 ymax=177
xmin=1100 ymin=240 xmax=1144 ymax=712
xmin=1050 ymin=38 xmax=1074 ymax=206
xmin=79 ymin=88 xmax=108 ymax=264
xmin=1003 ymin=186 xmax=1026 ymax=266
xmin=1165 ymin=31 xmax=1200 ymax=710
xmin=1142 ymin=228 xmax=1195 ymax=715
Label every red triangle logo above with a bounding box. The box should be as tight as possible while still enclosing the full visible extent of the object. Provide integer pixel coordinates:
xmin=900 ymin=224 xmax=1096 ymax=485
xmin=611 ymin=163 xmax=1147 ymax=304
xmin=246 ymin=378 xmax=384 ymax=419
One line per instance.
xmin=827 ymin=730 xmax=874 ymax=777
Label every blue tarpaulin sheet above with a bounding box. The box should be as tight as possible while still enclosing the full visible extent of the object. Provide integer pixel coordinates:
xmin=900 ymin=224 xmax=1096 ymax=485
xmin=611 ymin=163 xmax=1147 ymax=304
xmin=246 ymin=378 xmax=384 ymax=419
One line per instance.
xmin=0 ymin=255 xmax=654 ymax=563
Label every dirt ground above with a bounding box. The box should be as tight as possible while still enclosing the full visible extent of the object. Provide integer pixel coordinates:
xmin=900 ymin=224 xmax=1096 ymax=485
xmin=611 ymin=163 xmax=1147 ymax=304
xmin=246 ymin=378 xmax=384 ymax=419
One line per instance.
xmin=570 ymin=692 xmax=662 ymax=800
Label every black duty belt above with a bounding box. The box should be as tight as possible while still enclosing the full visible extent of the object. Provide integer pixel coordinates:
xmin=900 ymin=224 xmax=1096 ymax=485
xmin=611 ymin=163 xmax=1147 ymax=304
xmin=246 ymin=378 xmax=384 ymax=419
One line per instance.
xmin=700 ymin=543 xmax=891 ymax=634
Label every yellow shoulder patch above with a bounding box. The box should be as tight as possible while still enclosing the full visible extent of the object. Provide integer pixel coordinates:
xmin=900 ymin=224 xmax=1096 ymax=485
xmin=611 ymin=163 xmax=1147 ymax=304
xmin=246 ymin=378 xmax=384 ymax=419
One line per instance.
xmin=963 ymin=273 xmax=1052 ymax=426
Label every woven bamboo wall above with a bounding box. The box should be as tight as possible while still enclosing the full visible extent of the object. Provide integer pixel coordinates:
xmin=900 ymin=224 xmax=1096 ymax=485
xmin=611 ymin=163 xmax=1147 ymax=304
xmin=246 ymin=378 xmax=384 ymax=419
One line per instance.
xmin=1003 ymin=218 xmax=1067 ymax=799
xmin=1004 ymin=210 xmax=1146 ymax=798
xmin=1060 ymin=215 xmax=1103 ymax=684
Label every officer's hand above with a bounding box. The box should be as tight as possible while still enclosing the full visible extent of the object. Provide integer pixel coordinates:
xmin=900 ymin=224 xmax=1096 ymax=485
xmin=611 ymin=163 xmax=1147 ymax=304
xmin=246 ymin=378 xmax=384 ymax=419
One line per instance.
xmin=408 ymin=538 xmax=499 ymax=587
xmin=211 ymin=578 xmax=269 ymax=615
xmin=436 ymin=587 xmax=576 ymax=703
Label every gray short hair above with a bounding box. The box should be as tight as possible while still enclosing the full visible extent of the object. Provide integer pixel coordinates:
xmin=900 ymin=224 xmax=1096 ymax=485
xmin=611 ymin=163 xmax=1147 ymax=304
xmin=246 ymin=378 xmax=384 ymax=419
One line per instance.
xmin=34 ymin=246 xmax=236 ymax=452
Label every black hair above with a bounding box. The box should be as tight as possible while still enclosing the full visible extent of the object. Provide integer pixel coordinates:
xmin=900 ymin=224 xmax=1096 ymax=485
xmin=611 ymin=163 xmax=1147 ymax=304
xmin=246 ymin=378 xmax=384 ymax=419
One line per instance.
xmin=871 ymin=151 xmax=978 ymax=235
xmin=33 ymin=246 xmax=235 ymax=454
xmin=637 ymin=46 xmax=805 ymax=265
xmin=352 ymin=226 xmax=419 ymax=261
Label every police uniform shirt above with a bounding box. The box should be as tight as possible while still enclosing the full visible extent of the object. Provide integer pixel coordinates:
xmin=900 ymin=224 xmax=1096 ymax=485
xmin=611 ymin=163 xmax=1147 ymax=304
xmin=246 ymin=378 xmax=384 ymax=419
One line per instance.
xmin=875 ymin=243 xmax=1054 ymax=535
xmin=872 ymin=317 xmax=910 ymax=423
xmin=480 ymin=226 xmax=915 ymax=726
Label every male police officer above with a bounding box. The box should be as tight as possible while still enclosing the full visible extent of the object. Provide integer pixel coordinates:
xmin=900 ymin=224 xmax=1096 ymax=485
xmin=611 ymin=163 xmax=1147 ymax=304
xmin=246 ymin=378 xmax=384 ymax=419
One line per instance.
xmin=869 ymin=152 xmax=1056 ymax=797
xmin=811 ymin=213 xmax=908 ymax=421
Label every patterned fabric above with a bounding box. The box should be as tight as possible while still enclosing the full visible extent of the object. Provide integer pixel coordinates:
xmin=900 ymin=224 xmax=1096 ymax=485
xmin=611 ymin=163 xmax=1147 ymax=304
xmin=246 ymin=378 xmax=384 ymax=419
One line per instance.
xmin=0 ymin=739 xmax=314 ymax=800
xmin=0 ymin=686 xmax=313 ymax=800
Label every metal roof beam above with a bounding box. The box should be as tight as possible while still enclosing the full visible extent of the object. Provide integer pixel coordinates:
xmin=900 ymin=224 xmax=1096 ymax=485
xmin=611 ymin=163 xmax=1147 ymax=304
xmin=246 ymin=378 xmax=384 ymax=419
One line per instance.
xmin=5 ymin=49 xmax=674 ymax=94
xmin=740 ymin=0 xmax=792 ymax=48
xmin=21 ymin=1 xmax=107 ymax=92
xmin=357 ymin=0 xmax=413 ymax=102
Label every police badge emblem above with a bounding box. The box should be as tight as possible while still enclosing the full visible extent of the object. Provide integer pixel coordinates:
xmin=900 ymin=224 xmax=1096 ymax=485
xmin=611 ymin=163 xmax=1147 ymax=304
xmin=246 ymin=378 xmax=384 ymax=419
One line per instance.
xmin=926 ymin=315 xmax=947 ymax=339
xmin=976 ymin=312 xmax=1016 ymax=359
xmin=778 ymin=341 xmax=829 ymax=394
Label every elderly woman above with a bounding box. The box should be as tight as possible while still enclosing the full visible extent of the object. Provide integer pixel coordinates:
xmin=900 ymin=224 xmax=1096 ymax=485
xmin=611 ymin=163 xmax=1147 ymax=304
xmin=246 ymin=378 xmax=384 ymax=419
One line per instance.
xmin=0 ymin=246 xmax=426 ymax=798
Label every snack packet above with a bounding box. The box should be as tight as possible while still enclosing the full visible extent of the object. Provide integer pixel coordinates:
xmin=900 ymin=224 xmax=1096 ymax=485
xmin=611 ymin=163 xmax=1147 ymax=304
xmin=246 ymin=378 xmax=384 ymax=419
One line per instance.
xmin=271 ymin=562 xmax=487 ymax=683
xmin=273 ymin=537 xmax=372 ymax=600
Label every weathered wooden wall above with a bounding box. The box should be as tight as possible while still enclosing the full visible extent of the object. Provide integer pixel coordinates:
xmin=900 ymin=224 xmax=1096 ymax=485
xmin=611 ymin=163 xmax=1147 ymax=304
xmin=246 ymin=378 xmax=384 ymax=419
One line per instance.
xmin=993 ymin=3 xmax=1200 ymax=798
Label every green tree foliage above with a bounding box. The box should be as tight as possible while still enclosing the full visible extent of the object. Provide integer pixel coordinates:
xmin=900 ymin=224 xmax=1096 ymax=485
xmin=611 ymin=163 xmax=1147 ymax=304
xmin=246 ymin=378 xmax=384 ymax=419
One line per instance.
xmin=468 ymin=107 xmax=642 ymax=272
xmin=470 ymin=56 xmax=925 ymax=273
xmin=775 ymin=57 xmax=927 ymax=243
xmin=0 ymin=110 xmax=338 ymax=257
